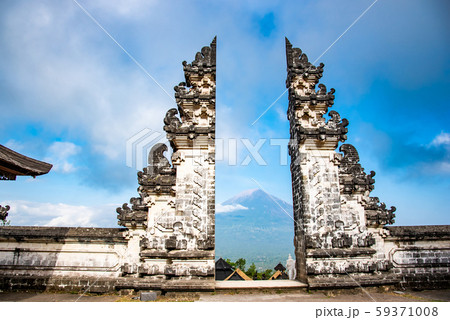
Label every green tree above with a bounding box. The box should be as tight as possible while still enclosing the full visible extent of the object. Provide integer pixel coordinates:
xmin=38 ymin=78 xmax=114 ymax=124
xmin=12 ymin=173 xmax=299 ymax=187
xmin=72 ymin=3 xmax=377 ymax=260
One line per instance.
xmin=224 ymin=258 xmax=246 ymax=272
xmin=225 ymin=258 xmax=236 ymax=270
xmin=246 ymin=263 xmax=257 ymax=279
xmin=222 ymin=258 xmax=274 ymax=280
xmin=262 ymin=269 xmax=274 ymax=280
xmin=234 ymin=258 xmax=246 ymax=271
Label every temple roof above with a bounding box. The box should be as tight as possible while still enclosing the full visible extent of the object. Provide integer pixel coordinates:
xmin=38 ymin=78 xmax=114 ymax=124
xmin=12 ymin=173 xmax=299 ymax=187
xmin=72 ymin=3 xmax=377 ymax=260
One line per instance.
xmin=0 ymin=144 xmax=52 ymax=180
xmin=215 ymin=257 xmax=233 ymax=271
xmin=224 ymin=268 xmax=252 ymax=281
xmin=274 ymin=262 xmax=286 ymax=271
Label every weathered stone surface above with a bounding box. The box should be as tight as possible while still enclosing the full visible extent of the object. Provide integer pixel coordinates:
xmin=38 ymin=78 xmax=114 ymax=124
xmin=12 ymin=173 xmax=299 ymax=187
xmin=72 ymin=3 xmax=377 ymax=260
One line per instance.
xmin=387 ymin=225 xmax=450 ymax=239
xmin=382 ymin=225 xmax=450 ymax=289
xmin=308 ymin=248 xmax=376 ymax=258
xmin=140 ymin=291 xmax=158 ymax=301
xmin=0 ymin=226 xmax=127 ymax=242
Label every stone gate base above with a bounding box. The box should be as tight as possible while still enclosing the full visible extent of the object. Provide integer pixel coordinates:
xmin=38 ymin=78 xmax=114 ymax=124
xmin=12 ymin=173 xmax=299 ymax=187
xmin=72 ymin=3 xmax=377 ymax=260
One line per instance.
xmin=0 ymin=226 xmax=214 ymax=293
xmin=0 ymin=225 xmax=448 ymax=293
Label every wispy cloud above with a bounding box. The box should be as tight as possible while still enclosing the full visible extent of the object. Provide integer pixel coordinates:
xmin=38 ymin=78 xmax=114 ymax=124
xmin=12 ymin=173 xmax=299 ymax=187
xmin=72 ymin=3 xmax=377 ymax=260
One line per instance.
xmin=45 ymin=141 xmax=81 ymax=173
xmin=431 ymin=132 xmax=450 ymax=148
xmin=379 ymin=131 xmax=450 ymax=178
xmin=4 ymin=139 xmax=24 ymax=151
xmin=6 ymin=200 xmax=117 ymax=227
xmin=216 ymin=203 xmax=249 ymax=213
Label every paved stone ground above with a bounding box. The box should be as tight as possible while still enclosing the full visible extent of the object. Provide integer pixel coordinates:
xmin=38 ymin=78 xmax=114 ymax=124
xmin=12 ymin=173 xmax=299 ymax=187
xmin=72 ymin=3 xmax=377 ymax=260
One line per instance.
xmin=0 ymin=289 xmax=449 ymax=302
xmin=198 ymin=289 xmax=450 ymax=302
xmin=0 ymin=291 xmax=120 ymax=302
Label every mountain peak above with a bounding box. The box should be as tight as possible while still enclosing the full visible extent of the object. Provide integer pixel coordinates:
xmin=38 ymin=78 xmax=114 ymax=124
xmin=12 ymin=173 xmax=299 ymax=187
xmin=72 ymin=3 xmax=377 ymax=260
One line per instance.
xmin=236 ymin=188 xmax=260 ymax=197
xmin=224 ymin=188 xmax=271 ymax=205
xmin=222 ymin=188 xmax=292 ymax=210
xmin=228 ymin=188 xmax=262 ymax=200
xmin=216 ymin=188 xmax=295 ymax=270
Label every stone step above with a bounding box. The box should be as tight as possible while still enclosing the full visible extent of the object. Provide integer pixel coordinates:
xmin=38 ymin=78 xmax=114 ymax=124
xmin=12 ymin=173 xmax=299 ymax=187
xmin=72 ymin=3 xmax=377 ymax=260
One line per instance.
xmin=215 ymin=280 xmax=307 ymax=290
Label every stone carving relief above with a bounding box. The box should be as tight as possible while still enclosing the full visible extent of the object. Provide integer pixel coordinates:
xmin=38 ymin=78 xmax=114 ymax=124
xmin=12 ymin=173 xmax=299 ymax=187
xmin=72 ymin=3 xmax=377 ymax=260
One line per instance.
xmin=0 ymin=205 xmax=10 ymax=222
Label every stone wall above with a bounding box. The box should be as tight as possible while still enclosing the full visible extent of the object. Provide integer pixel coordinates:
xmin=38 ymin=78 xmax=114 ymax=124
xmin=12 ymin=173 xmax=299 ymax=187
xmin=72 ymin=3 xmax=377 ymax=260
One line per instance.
xmin=0 ymin=227 xmax=127 ymax=292
xmin=384 ymin=225 xmax=450 ymax=289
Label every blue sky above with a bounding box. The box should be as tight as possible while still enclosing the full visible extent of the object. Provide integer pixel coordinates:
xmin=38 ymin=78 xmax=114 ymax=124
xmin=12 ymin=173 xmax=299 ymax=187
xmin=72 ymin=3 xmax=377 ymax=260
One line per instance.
xmin=1 ymin=0 xmax=449 ymax=227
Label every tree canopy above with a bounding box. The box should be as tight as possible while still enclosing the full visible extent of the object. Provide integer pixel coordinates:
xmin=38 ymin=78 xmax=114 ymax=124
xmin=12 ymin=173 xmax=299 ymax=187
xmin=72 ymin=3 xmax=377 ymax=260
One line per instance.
xmin=224 ymin=258 xmax=274 ymax=280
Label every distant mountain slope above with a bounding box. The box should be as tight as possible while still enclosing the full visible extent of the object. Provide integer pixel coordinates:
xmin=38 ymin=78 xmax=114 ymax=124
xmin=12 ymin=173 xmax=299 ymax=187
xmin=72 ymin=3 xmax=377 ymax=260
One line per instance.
xmin=215 ymin=189 xmax=295 ymax=271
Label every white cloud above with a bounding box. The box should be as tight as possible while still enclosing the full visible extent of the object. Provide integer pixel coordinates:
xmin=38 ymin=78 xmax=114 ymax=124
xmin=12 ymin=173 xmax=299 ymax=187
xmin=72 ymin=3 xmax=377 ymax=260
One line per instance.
xmin=89 ymin=0 xmax=158 ymax=18
xmin=1 ymin=0 xmax=171 ymax=162
xmin=5 ymin=200 xmax=118 ymax=227
xmin=216 ymin=203 xmax=248 ymax=213
xmin=431 ymin=132 xmax=450 ymax=147
xmin=275 ymin=106 xmax=287 ymax=122
xmin=419 ymin=132 xmax=450 ymax=175
xmin=4 ymin=139 xmax=24 ymax=152
xmin=45 ymin=141 xmax=81 ymax=173
xmin=419 ymin=161 xmax=450 ymax=175
xmin=434 ymin=161 xmax=450 ymax=173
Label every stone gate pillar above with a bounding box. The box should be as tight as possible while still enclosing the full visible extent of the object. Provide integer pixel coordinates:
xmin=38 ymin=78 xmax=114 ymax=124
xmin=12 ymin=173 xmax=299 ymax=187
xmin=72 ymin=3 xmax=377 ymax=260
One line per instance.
xmin=286 ymin=38 xmax=397 ymax=288
xmin=117 ymin=38 xmax=216 ymax=291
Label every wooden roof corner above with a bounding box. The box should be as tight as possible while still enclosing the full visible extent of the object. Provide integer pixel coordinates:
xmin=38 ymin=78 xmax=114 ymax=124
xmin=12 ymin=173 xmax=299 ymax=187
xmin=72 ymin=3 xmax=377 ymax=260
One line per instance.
xmin=0 ymin=144 xmax=52 ymax=180
xmin=224 ymin=268 xmax=253 ymax=281
xmin=269 ymin=270 xmax=282 ymax=280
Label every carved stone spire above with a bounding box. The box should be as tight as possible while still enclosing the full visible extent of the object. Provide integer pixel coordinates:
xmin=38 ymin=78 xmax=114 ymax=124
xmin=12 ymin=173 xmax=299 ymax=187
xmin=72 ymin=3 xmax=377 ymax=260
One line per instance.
xmin=286 ymin=37 xmax=324 ymax=85
xmin=286 ymin=38 xmax=347 ymax=150
xmin=169 ymin=37 xmax=216 ymax=146
xmin=183 ymin=36 xmax=216 ymax=82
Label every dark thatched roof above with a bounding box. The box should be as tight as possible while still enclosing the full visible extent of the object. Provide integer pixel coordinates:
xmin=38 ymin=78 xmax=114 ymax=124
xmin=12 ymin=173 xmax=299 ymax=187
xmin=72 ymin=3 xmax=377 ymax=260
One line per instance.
xmin=0 ymin=144 xmax=52 ymax=180
xmin=215 ymin=257 xmax=233 ymax=271
xmin=274 ymin=262 xmax=286 ymax=272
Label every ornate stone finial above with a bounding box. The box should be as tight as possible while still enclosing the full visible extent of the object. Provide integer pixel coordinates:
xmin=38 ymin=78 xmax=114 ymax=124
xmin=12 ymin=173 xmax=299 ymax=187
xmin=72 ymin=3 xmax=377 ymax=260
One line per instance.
xmin=182 ymin=36 xmax=216 ymax=82
xmin=116 ymin=202 xmax=147 ymax=228
xmin=340 ymin=144 xmax=361 ymax=166
xmin=364 ymin=197 xmax=396 ymax=226
xmin=135 ymin=143 xmax=176 ymax=194
xmin=286 ymin=38 xmax=343 ymax=145
xmin=116 ymin=203 xmax=132 ymax=216
xmin=192 ymin=36 xmax=216 ymax=67
xmin=0 ymin=205 xmax=10 ymax=221
xmin=339 ymin=144 xmax=375 ymax=194
xmin=285 ymin=37 xmax=324 ymax=80
xmin=163 ymin=108 xmax=182 ymax=133
xmin=148 ymin=143 xmax=171 ymax=175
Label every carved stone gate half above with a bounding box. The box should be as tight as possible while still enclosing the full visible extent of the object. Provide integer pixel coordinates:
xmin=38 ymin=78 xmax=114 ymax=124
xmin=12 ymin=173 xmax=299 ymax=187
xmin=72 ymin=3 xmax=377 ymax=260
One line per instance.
xmin=117 ymin=38 xmax=216 ymax=290
xmin=285 ymin=38 xmax=396 ymax=288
